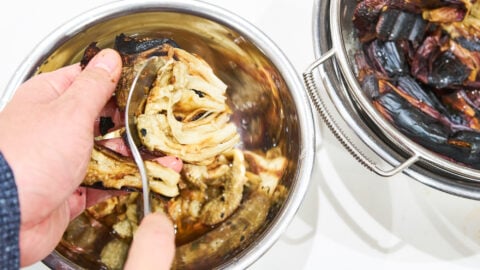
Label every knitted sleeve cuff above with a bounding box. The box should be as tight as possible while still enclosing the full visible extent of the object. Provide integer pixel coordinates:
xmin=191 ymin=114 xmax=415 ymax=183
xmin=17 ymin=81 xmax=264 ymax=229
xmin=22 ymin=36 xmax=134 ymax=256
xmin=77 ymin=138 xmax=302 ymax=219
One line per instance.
xmin=0 ymin=152 xmax=20 ymax=269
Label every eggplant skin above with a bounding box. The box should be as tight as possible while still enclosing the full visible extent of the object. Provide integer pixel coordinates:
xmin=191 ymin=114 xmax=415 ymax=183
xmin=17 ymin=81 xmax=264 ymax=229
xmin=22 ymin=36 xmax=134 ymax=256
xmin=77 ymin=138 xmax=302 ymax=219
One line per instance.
xmin=114 ymin=33 xmax=179 ymax=55
xmin=353 ymin=0 xmax=480 ymax=169
xmin=79 ymin=34 xmax=179 ymax=68
xmin=172 ymin=191 xmax=271 ymax=270
xmin=79 ymin=34 xmax=180 ymax=111
xmin=80 ymin=42 xmax=101 ymax=69
xmin=114 ymin=35 xmax=179 ymax=111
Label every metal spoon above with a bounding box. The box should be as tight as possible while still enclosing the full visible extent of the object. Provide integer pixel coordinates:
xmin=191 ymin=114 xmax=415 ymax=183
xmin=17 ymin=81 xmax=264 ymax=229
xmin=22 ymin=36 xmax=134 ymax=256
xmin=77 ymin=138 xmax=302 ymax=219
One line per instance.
xmin=124 ymin=57 xmax=159 ymax=217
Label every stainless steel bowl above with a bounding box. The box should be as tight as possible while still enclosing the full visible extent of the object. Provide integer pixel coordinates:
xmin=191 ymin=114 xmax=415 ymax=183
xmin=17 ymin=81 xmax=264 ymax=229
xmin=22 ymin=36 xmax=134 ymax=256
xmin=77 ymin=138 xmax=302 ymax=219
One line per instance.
xmin=2 ymin=0 xmax=315 ymax=269
xmin=305 ymin=0 xmax=480 ymax=199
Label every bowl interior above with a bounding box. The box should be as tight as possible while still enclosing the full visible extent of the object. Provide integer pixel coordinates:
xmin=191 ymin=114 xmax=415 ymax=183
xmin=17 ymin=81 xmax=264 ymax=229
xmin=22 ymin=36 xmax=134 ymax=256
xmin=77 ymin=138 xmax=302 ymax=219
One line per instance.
xmin=33 ymin=8 xmax=307 ymax=270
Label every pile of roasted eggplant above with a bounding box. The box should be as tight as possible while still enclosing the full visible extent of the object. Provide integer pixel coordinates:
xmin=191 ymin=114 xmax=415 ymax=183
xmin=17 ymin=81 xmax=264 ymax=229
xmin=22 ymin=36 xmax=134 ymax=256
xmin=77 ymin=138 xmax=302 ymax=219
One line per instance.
xmin=59 ymin=33 xmax=289 ymax=270
xmin=353 ymin=0 xmax=480 ymax=168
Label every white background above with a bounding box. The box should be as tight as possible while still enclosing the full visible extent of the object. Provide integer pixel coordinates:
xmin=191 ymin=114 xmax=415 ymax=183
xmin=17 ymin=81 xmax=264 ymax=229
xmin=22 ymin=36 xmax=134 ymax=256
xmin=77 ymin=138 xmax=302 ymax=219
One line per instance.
xmin=2 ymin=0 xmax=480 ymax=269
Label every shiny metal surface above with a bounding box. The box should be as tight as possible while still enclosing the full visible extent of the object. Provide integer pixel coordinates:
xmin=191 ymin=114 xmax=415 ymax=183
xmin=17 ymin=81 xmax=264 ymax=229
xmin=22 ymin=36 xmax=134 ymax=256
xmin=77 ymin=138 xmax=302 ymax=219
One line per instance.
xmin=125 ymin=57 xmax=159 ymax=217
xmin=304 ymin=49 xmax=421 ymax=177
xmin=4 ymin=0 xmax=315 ymax=269
xmin=308 ymin=0 xmax=480 ymax=199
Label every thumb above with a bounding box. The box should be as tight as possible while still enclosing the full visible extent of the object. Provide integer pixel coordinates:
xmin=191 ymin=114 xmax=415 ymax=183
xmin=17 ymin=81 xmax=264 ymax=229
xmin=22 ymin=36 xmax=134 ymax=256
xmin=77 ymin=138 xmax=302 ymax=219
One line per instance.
xmin=124 ymin=212 xmax=176 ymax=270
xmin=59 ymin=48 xmax=122 ymax=121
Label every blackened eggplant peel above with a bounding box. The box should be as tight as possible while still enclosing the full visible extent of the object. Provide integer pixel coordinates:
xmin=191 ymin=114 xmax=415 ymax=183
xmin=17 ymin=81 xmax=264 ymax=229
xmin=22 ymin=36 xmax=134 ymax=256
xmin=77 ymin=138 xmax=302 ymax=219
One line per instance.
xmin=353 ymin=0 xmax=480 ymax=169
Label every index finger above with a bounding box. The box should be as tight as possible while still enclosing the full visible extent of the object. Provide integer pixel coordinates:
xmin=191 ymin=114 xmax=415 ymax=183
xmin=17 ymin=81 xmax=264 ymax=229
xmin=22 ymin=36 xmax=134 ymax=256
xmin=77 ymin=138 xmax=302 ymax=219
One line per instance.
xmin=13 ymin=64 xmax=82 ymax=104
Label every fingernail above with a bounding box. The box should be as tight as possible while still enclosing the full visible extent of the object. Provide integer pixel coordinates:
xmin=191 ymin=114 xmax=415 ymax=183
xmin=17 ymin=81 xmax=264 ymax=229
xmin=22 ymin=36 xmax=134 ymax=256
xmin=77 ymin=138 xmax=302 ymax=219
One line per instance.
xmin=91 ymin=49 xmax=120 ymax=73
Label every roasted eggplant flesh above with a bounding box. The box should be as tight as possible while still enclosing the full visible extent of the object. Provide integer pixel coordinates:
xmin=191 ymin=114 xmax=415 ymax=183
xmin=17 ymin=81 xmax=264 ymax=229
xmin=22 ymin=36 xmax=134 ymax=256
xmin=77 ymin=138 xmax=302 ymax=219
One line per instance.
xmin=61 ymin=34 xmax=290 ymax=269
xmin=353 ymin=0 xmax=480 ymax=169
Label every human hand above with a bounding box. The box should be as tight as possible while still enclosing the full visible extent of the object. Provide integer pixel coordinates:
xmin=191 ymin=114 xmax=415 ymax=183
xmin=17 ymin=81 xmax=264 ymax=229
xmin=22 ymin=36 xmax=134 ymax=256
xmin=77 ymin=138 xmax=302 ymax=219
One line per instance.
xmin=0 ymin=49 xmax=123 ymax=265
xmin=0 ymin=49 xmax=175 ymax=268
xmin=125 ymin=212 xmax=176 ymax=270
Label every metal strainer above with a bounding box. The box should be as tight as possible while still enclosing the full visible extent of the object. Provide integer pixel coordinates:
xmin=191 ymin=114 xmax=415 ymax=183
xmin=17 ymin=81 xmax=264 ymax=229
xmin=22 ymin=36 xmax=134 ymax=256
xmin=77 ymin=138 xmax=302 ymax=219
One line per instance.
xmin=304 ymin=0 xmax=480 ymax=199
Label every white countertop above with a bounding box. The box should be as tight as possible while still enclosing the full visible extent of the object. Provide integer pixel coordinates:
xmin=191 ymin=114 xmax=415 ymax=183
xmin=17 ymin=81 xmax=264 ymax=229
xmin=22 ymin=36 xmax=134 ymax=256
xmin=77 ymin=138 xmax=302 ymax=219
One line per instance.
xmin=2 ymin=0 xmax=480 ymax=269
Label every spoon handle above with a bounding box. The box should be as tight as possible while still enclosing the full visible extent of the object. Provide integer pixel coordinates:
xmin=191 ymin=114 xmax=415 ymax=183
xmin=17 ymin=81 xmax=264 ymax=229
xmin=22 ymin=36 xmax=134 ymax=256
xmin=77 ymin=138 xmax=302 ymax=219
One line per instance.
xmin=124 ymin=57 xmax=159 ymax=217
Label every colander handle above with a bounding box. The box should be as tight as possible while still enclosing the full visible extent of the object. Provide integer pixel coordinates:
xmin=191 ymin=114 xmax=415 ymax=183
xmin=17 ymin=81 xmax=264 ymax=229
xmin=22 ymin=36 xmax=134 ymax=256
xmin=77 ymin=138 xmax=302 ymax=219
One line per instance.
xmin=303 ymin=49 xmax=419 ymax=177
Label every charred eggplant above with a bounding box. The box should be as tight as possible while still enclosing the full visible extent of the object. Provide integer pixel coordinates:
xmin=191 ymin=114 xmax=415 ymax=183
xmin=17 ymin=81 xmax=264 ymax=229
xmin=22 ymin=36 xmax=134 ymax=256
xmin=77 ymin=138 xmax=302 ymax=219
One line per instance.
xmin=353 ymin=0 xmax=480 ymax=169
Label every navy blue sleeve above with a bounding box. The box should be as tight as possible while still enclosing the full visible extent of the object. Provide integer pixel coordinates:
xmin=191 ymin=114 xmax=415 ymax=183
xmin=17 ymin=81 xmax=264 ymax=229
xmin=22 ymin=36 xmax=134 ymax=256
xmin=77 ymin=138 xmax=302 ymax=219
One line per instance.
xmin=0 ymin=152 xmax=20 ymax=269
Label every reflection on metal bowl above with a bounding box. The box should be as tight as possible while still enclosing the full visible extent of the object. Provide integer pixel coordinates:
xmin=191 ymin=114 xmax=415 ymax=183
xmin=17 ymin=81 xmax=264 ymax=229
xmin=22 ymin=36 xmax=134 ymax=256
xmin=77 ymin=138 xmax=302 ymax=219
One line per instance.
xmin=2 ymin=0 xmax=315 ymax=269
